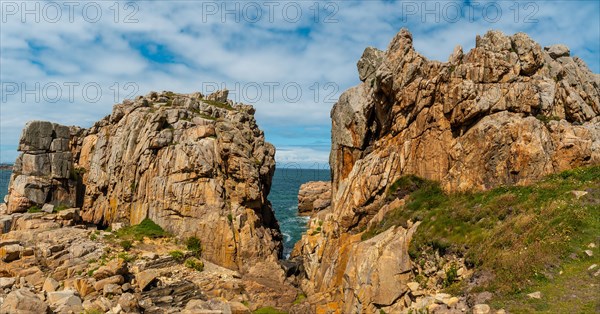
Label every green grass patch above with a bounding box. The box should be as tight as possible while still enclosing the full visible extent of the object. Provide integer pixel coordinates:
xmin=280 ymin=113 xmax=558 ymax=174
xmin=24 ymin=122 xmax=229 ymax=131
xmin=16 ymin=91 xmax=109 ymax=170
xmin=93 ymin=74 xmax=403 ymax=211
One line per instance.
xmin=27 ymin=205 xmax=42 ymax=213
xmin=114 ymin=218 xmax=168 ymax=241
xmin=535 ymin=114 xmax=560 ymax=124
xmin=363 ymin=166 xmax=600 ymax=296
xmin=203 ymin=99 xmax=234 ymax=110
xmin=119 ymin=240 xmax=133 ymax=251
xmin=293 ymin=293 xmax=307 ymax=305
xmin=53 ymin=204 xmax=69 ymax=212
xmin=117 ymin=252 xmax=135 ymax=262
xmin=169 ymin=250 xmax=185 ymax=262
xmin=186 ymin=237 xmax=202 ymax=257
xmin=184 ymin=258 xmax=204 ymax=272
xmin=253 ymin=307 xmax=287 ymax=314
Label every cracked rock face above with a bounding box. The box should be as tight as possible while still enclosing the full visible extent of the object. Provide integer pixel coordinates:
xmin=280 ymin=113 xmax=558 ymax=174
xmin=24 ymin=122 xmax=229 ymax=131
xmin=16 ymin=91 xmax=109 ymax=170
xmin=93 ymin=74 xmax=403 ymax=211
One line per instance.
xmin=293 ymin=29 xmax=599 ymax=312
xmin=5 ymin=90 xmax=282 ymax=272
xmin=330 ymin=28 xmax=599 ymax=231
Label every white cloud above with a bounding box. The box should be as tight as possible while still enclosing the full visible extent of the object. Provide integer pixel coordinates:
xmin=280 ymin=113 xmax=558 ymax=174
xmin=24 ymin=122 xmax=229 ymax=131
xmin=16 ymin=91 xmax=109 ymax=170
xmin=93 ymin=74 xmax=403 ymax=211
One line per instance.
xmin=1 ymin=0 xmax=598 ymax=164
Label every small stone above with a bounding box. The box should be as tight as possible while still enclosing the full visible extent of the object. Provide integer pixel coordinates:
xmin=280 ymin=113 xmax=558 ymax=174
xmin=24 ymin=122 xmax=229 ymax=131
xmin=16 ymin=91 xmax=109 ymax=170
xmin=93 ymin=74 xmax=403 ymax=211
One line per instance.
xmin=141 ymin=252 xmax=157 ymax=260
xmin=434 ymin=293 xmax=451 ymax=304
xmin=122 ymin=283 xmax=132 ymax=292
xmin=473 ymin=304 xmax=491 ymax=314
xmin=94 ymin=275 xmax=124 ymax=291
xmin=103 ymin=283 xmax=122 ymax=296
xmin=0 ymin=244 xmax=23 ymax=262
xmin=93 ymin=258 xmax=128 ymax=280
xmin=136 ymin=269 xmax=158 ymax=291
xmin=443 ymin=297 xmax=459 ymax=307
xmin=584 ymin=250 xmax=593 ymax=257
xmin=544 ymin=44 xmax=570 ymax=59
xmin=425 ymin=304 xmax=439 ymax=312
xmin=57 ymin=208 xmax=79 ymax=220
xmin=0 ymin=277 xmax=16 ymax=289
xmin=111 ymin=222 xmax=124 ymax=231
xmin=571 ymin=190 xmax=588 ymax=199
xmin=527 ymin=291 xmax=542 ymax=299
xmin=118 ymin=293 xmax=138 ymax=312
xmin=47 ymin=290 xmax=74 ymax=304
xmin=589 ymin=264 xmax=598 ymax=271
xmin=594 ymin=270 xmax=600 ymax=277
xmin=41 ymin=204 xmax=54 ymax=213
xmin=42 ymin=277 xmax=60 ymax=293
xmin=111 ymin=304 xmax=123 ymax=314
xmin=406 ymin=282 xmax=420 ymax=291
xmin=588 ymin=243 xmax=597 ymax=248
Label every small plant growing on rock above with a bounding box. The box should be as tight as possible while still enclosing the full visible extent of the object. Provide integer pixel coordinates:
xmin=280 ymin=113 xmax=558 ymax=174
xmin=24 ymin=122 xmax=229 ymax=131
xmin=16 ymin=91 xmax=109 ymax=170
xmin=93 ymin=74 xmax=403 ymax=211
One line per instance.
xmin=53 ymin=204 xmax=68 ymax=212
xmin=169 ymin=250 xmax=185 ymax=262
xmin=186 ymin=237 xmax=202 ymax=257
xmin=117 ymin=252 xmax=135 ymax=262
xmin=184 ymin=258 xmax=204 ymax=272
xmin=27 ymin=205 xmax=41 ymax=213
xmin=115 ymin=218 xmax=167 ymax=241
xmin=444 ymin=264 xmax=459 ymax=287
xmin=120 ymin=240 xmax=133 ymax=251
xmin=293 ymin=293 xmax=307 ymax=305
xmin=89 ymin=233 xmax=97 ymax=241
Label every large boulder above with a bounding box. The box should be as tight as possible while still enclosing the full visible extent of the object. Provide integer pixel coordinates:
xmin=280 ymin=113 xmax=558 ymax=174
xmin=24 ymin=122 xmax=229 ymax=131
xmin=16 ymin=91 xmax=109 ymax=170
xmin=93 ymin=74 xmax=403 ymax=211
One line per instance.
xmin=0 ymin=288 xmax=48 ymax=314
xmin=6 ymin=121 xmax=76 ymax=213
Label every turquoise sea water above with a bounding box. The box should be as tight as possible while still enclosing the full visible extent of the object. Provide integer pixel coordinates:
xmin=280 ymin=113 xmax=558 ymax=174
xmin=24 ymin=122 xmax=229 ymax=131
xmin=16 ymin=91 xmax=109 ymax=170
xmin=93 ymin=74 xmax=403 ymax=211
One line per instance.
xmin=0 ymin=167 xmax=329 ymax=257
xmin=270 ymin=168 xmax=330 ymax=257
xmin=0 ymin=169 xmax=10 ymax=202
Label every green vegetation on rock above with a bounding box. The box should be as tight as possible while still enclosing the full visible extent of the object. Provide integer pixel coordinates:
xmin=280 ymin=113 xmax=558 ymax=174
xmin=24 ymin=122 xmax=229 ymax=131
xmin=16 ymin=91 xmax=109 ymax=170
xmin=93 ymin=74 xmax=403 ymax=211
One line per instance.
xmin=27 ymin=205 xmax=41 ymax=213
xmin=202 ymin=99 xmax=234 ymax=110
xmin=114 ymin=218 xmax=168 ymax=241
xmin=363 ymin=166 xmax=600 ymax=302
xmin=253 ymin=307 xmax=287 ymax=314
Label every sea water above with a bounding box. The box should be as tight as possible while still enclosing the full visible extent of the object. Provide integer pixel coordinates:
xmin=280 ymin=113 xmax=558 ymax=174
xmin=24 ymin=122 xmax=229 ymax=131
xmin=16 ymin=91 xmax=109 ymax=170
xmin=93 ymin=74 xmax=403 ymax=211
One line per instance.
xmin=0 ymin=169 xmax=10 ymax=202
xmin=270 ymin=167 xmax=330 ymax=257
xmin=0 ymin=167 xmax=330 ymax=257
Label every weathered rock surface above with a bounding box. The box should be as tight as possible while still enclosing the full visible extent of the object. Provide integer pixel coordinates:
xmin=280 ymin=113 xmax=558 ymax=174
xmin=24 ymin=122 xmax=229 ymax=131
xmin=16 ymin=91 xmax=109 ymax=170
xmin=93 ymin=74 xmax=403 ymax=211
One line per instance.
xmin=0 ymin=208 xmax=297 ymax=313
xmin=328 ymin=29 xmax=599 ymax=232
xmin=0 ymin=288 xmax=48 ymax=314
xmin=293 ymin=29 xmax=599 ymax=313
xmin=5 ymin=121 xmax=76 ymax=214
xmin=5 ymin=90 xmax=282 ymax=272
xmin=298 ymin=181 xmax=332 ymax=215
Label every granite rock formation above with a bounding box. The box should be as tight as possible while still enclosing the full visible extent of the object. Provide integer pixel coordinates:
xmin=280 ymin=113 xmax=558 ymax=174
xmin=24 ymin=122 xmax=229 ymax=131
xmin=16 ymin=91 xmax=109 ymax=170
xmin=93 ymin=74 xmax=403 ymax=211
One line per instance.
xmin=298 ymin=181 xmax=331 ymax=215
xmin=4 ymin=90 xmax=282 ymax=272
xmin=293 ymin=29 xmax=599 ymax=313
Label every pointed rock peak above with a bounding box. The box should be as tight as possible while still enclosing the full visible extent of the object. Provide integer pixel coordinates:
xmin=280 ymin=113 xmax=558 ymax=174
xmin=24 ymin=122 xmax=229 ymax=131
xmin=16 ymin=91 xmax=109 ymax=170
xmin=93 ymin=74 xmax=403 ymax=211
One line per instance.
xmin=357 ymin=47 xmax=385 ymax=83
xmin=206 ymin=89 xmax=229 ymax=103
xmin=387 ymin=28 xmax=413 ymax=54
xmin=448 ymin=45 xmax=464 ymax=64
xmin=544 ymin=44 xmax=570 ymax=59
xmin=475 ymin=29 xmax=511 ymax=51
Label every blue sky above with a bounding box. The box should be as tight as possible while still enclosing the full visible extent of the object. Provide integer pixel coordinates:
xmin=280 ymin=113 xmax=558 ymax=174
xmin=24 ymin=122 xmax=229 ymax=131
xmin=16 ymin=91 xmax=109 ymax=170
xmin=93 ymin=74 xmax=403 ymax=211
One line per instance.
xmin=1 ymin=0 xmax=599 ymax=168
